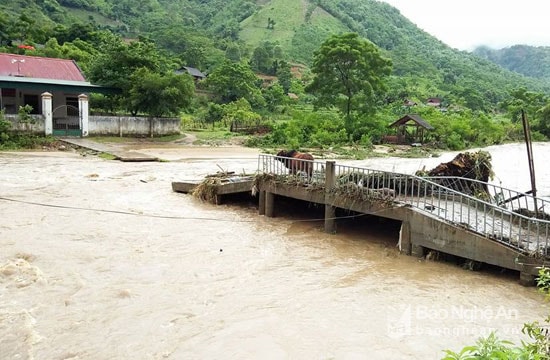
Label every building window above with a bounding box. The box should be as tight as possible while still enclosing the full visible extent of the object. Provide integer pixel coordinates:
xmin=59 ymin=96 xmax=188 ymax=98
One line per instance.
xmin=23 ymin=94 xmax=40 ymax=114
xmin=66 ymin=97 xmax=79 ymax=116
xmin=1 ymin=88 xmax=16 ymax=97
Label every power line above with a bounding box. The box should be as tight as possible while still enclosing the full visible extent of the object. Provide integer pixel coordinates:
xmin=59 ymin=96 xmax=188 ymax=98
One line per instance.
xmin=0 ymin=196 xmax=372 ymax=223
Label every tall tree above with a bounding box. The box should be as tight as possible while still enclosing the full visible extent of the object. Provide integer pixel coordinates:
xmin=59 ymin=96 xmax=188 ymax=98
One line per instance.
xmin=205 ymin=61 xmax=264 ymax=107
xmin=306 ymin=33 xmax=392 ymax=124
xmin=250 ymin=45 xmax=271 ymax=74
xmin=87 ymin=35 xmax=170 ymax=112
xmin=276 ymin=60 xmax=293 ymax=93
xmin=128 ymin=68 xmax=194 ymax=117
xmin=225 ymin=43 xmax=243 ymax=62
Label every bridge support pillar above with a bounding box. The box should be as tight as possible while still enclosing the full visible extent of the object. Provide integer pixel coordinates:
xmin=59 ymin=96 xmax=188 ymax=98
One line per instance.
xmin=324 ymin=161 xmax=336 ymax=234
xmin=258 ymin=190 xmax=266 ymax=215
xmin=324 ymin=205 xmax=336 ymax=233
xmin=519 ymin=272 xmax=536 ymax=287
xmin=411 ymin=244 xmax=425 ymax=258
xmin=399 ymin=221 xmax=412 ymax=255
xmin=265 ymin=191 xmax=275 ymax=217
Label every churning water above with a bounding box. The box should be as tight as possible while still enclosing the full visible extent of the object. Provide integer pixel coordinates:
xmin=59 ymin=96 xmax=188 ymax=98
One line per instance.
xmin=1 ymin=143 xmax=549 ymax=359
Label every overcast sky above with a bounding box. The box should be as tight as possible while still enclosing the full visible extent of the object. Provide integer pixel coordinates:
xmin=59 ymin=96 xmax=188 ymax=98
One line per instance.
xmin=381 ymin=0 xmax=550 ymax=50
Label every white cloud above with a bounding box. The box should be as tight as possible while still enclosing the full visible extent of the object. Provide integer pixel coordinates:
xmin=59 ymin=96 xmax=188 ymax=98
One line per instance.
xmin=381 ymin=0 xmax=550 ymax=50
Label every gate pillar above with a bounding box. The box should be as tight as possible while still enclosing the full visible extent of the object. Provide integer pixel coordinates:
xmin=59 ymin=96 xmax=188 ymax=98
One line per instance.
xmin=78 ymin=94 xmax=89 ymax=137
xmin=41 ymin=92 xmax=52 ymax=136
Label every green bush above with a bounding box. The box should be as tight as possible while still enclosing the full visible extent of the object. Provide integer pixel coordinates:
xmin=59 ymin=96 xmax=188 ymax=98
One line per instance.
xmin=0 ymin=110 xmax=11 ymax=143
xmin=442 ymin=321 xmax=550 ymax=359
xmin=445 ymin=133 xmax=465 ymax=150
xmin=443 ymin=267 xmax=550 ymax=359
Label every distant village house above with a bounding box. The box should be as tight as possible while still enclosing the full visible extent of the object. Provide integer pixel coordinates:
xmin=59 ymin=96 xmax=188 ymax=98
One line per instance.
xmin=176 ymin=66 xmax=207 ymax=82
xmin=426 ymin=97 xmax=442 ymax=107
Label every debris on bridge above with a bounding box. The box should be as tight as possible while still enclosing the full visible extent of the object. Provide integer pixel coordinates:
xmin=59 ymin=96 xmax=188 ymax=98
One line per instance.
xmin=192 ymin=171 xmax=254 ymax=203
xmin=422 ymin=151 xmax=494 ymax=181
xmin=417 ymin=151 xmax=494 ymax=196
xmin=171 ymin=170 xmax=254 ymax=204
xmin=329 ymin=182 xmax=396 ymax=207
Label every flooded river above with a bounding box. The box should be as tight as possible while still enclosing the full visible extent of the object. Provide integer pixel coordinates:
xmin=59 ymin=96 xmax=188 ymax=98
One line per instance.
xmin=1 ymin=143 xmax=549 ymax=359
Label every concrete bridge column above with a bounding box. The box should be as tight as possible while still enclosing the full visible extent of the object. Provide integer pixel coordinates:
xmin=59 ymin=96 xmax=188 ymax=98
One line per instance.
xmin=519 ymin=272 xmax=536 ymax=286
xmin=41 ymin=92 xmax=52 ymax=136
xmin=325 ymin=205 xmax=336 ymax=233
xmin=399 ymin=221 xmax=412 ymax=255
xmin=411 ymin=244 xmax=425 ymax=258
xmin=324 ymin=161 xmax=336 ymax=233
xmin=265 ymin=191 xmax=275 ymax=217
xmin=259 ymin=190 xmax=266 ymax=215
xmin=78 ymin=94 xmax=89 ymax=137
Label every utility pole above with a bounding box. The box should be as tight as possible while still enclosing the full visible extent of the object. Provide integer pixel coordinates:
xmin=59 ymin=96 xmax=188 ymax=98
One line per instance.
xmin=521 ymin=109 xmax=538 ymax=217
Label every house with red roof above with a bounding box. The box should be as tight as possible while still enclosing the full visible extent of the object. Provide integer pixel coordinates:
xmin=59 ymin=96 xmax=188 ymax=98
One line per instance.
xmin=0 ymin=53 xmax=114 ymax=136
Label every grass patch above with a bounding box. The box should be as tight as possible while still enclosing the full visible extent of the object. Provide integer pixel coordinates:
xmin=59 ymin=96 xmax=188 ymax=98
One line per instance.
xmin=188 ymin=130 xmax=248 ymax=146
xmin=98 ymin=152 xmax=117 ymax=160
xmin=65 ymin=8 xmax=121 ymax=27
xmin=149 ymin=134 xmax=186 ymax=142
xmin=0 ymin=135 xmax=59 ymax=150
xmin=192 ymin=130 xmax=234 ymax=140
xmin=239 ymin=0 xmax=349 ymax=64
xmin=239 ymin=0 xmax=306 ymax=49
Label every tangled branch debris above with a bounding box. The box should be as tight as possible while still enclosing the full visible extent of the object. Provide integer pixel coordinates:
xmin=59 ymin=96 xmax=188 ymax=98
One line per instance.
xmin=253 ymin=173 xmax=325 ymax=191
xmin=329 ymin=183 xmax=396 ymax=208
xmin=192 ymin=170 xmax=253 ymax=202
xmin=422 ymin=151 xmax=494 ymax=181
xmin=418 ymin=151 xmax=494 ymax=196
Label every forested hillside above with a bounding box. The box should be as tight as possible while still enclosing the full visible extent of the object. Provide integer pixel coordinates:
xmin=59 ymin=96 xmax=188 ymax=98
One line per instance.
xmin=473 ymin=45 xmax=550 ymax=81
xmin=1 ymin=0 xmax=550 ymax=152
xmin=3 ymin=0 xmax=549 ymax=108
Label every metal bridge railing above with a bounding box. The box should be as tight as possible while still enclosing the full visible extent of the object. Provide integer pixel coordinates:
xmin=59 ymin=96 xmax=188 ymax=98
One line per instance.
xmin=258 ymin=154 xmax=550 ymax=256
xmin=422 ymin=176 xmax=550 ymax=217
xmin=258 ymin=154 xmax=326 ymax=186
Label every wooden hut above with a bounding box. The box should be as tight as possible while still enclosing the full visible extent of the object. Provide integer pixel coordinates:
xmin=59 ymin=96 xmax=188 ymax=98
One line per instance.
xmin=386 ymin=114 xmax=433 ymax=145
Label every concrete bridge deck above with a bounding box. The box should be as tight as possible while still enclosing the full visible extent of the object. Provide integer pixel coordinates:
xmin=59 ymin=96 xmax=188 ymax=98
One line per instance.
xmin=171 ymin=154 xmax=550 ymax=285
xmin=254 ymin=154 xmax=550 ymax=285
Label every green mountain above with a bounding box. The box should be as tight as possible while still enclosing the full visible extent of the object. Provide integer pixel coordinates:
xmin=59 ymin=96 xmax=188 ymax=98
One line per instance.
xmin=473 ymin=45 xmax=550 ymax=81
xmin=2 ymin=0 xmax=549 ymax=111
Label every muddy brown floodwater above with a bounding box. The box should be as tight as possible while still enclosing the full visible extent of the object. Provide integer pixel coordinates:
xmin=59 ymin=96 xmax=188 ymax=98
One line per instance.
xmin=1 ymin=143 xmax=550 ymax=360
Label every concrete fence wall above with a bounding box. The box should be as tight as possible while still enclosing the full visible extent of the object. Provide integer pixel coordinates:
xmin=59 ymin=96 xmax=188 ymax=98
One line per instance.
xmin=4 ymin=115 xmax=181 ymax=137
xmin=5 ymin=115 xmax=46 ymax=134
xmin=88 ymin=116 xmax=181 ymax=136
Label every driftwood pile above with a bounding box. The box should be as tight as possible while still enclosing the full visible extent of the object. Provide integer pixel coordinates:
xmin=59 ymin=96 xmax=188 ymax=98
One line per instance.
xmin=192 ymin=171 xmax=252 ymax=202
xmin=417 ymin=151 xmax=494 ymax=197
xmin=422 ymin=151 xmax=494 ymax=182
